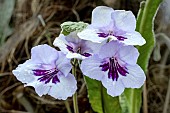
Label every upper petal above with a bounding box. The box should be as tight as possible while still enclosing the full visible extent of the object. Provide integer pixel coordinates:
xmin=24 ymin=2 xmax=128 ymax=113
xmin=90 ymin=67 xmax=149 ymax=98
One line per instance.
xmin=48 ymin=73 xmax=77 ymax=100
xmin=31 ymin=44 xmax=58 ymax=65
xmin=55 ymin=51 xmax=72 ymax=76
xmin=99 ymin=41 xmax=121 ymax=59
xmin=120 ymin=64 xmax=146 ymax=88
xmin=77 ymin=28 xmax=107 ymax=43
xmin=118 ymin=44 xmax=139 ymax=65
xmin=53 ymin=34 xmax=69 ymax=54
xmin=92 ymin=6 xmax=114 ymax=27
xmin=80 ymin=55 xmax=104 ymax=81
xmin=111 ymin=10 xmax=136 ymax=32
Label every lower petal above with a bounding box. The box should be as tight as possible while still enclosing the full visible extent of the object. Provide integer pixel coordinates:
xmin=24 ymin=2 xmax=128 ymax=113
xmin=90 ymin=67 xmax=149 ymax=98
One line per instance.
xmin=48 ymin=73 xmax=77 ymax=100
xmin=120 ymin=64 xmax=146 ymax=88
xmin=102 ymin=75 xmax=125 ymax=97
xmin=26 ymin=82 xmax=51 ymax=96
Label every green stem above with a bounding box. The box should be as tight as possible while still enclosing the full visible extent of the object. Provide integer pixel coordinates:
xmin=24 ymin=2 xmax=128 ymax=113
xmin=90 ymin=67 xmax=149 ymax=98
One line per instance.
xmin=64 ymin=100 xmax=72 ymax=113
xmin=72 ymin=59 xmax=79 ymax=113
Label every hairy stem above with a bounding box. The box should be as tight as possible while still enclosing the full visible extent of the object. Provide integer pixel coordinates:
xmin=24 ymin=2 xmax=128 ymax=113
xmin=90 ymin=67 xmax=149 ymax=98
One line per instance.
xmin=64 ymin=100 xmax=72 ymax=113
xmin=72 ymin=59 xmax=79 ymax=113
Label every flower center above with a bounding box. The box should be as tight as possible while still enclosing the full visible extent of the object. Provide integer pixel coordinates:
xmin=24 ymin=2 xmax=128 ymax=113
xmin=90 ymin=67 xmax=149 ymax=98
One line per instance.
xmin=66 ymin=45 xmax=91 ymax=57
xmin=33 ymin=68 xmax=60 ymax=84
xmin=100 ymin=58 xmax=129 ymax=81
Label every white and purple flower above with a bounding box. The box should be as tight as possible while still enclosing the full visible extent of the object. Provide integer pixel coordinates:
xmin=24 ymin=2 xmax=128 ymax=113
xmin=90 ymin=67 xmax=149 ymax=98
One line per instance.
xmin=53 ymin=31 xmax=104 ymax=59
xmin=81 ymin=41 xmax=146 ymax=97
xmin=78 ymin=6 xmax=146 ymax=45
xmin=12 ymin=44 xmax=77 ymax=100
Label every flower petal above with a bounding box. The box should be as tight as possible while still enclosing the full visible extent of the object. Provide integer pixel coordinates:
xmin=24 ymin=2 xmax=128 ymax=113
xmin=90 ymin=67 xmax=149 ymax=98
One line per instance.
xmin=120 ymin=64 xmax=146 ymax=88
xmin=92 ymin=6 xmax=114 ymax=27
xmin=99 ymin=41 xmax=121 ymax=59
xmin=102 ymin=75 xmax=125 ymax=97
xmin=48 ymin=73 xmax=77 ymax=100
xmin=80 ymin=55 xmax=104 ymax=81
xmin=26 ymin=82 xmax=50 ymax=96
xmin=53 ymin=34 xmax=69 ymax=54
xmin=77 ymin=28 xmax=107 ymax=43
xmin=55 ymin=51 xmax=72 ymax=76
xmin=12 ymin=60 xmax=37 ymax=84
xmin=66 ymin=52 xmax=85 ymax=59
xmin=119 ymin=31 xmax=146 ymax=46
xmin=31 ymin=44 xmax=58 ymax=65
xmin=111 ymin=10 xmax=136 ymax=32
xmin=118 ymin=44 xmax=139 ymax=65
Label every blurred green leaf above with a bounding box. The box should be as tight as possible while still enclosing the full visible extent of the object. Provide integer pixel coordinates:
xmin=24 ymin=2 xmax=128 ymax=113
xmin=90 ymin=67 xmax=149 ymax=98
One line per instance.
xmin=0 ymin=0 xmax=15 ymax=45
xmin=123 ymin=0 xmax=162 ymax=113
xmin=85 ymin=76 xmax=121 ymax=113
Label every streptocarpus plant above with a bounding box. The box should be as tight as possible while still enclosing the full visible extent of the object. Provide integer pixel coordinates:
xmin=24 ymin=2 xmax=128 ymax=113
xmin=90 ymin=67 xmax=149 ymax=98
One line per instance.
xmin=12 ymin=3 xmax=162 ymax=113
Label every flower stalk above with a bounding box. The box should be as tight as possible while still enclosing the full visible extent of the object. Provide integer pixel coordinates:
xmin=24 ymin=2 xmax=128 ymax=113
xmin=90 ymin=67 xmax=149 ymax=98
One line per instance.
xmin=72 ymin=59 xmax=79 ymax=113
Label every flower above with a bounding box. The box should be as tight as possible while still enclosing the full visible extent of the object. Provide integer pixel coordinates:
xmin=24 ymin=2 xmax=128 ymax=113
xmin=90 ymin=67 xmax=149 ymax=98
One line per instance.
xmin=53 ymin=31 xmax=104 ymax=59
xmin=77 ymin=6 xmax=146 ymax=46
xmin=12 ymin=44 xmax=77 ymax=100
xmin=80 ymin=41 xmax=146 ymax=97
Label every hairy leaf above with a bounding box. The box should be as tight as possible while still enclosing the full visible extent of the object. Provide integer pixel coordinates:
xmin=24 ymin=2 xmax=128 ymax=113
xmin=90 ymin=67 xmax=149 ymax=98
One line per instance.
xmin=123 ymin=0 xmax=162 ymax=113
xmin=61 ymin=21 xmax=88 ymax=35
xmin=85 ymin=76 xmax=122 ymax=113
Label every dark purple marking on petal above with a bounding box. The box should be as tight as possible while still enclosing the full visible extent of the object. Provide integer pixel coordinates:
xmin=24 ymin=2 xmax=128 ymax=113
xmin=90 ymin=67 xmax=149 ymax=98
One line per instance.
xmin=99 ymin=62 xmax=109 ymax=71
xmin=33 ymin=68 xmax=60 ymax=84
xmin=81 ymin=52 xmax=92 ymax=57
xmin=97 ymin=33 xmax=109 ymax=38
xmin=66 ymin=45 xmax=74 ymax=53
xmin=114 ymin=35 xmax=127 ymax=41
xmin=100 ymin=58 xmax=128 ymax=81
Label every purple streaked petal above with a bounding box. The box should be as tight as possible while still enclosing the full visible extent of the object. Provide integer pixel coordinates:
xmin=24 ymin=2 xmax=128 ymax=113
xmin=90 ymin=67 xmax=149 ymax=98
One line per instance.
xmin=66 ymin=45 xmax=74 ymax=53
xmin=81 ymin=52 xmax=92 ymax=57
xmin=99 ymin=62 xmax=109 ymax=71
xmin=97 ymin=33 xmax=109 ymax=38
xmin=33 ymin=69 xmax=60 ymax=84
xmin=78 ymin=28 xmax=108 ymax=43
xmin=48 ymin=73 xmax=77 ymax=100
xmin=115 ymin=35 xmax=127 ymax=41
xmin=80 ymin=55 xmax=104 ymax=81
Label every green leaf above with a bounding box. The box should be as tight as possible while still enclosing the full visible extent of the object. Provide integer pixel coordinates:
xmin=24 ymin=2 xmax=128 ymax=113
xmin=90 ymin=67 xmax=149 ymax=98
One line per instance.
xmin=123 ymin=0 xmax=162 ymax=113
xmin=61 ymin=21 xmax=88 ymax=35
xmin=0 ymin=0 xmax=15 ymax=45
xmin=85 ymin=76 xmax=121 ymax=113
